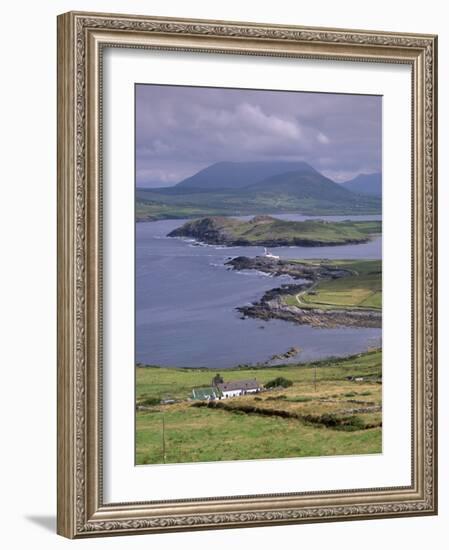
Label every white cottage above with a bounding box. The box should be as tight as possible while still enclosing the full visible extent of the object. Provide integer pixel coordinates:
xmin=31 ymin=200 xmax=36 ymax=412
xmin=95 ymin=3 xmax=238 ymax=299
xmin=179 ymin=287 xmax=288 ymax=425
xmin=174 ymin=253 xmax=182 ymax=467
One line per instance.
xmin=216 ymin=378 xmax=261 ymax=399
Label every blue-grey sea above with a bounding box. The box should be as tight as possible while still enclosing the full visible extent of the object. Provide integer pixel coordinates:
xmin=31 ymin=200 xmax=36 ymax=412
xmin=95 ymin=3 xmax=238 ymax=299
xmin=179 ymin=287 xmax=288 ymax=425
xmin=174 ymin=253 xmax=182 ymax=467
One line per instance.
xmin=136 ymin=214 xmax=382 ymax=369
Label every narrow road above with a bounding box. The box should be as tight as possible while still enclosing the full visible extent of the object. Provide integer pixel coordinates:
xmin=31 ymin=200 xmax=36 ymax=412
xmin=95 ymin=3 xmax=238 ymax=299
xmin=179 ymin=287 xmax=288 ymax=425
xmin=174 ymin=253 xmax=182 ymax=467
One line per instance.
xmin=295 ymin=281 xmax=318 ymax=307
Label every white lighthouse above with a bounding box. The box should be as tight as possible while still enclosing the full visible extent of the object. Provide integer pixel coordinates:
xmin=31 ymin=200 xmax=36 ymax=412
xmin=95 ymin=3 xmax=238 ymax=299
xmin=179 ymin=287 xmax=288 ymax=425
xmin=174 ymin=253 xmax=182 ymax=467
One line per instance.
xmin=263 ymin=247 xmax=280 ymax=260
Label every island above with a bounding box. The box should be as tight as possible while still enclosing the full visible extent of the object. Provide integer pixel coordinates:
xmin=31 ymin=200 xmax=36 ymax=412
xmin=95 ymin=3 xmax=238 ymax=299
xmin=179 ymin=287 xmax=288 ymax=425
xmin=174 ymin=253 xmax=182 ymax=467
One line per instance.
xmin=226 ymin=257 xmax=382 ymax=328
xmin=168 ymin=215 xmax=381 ymax=247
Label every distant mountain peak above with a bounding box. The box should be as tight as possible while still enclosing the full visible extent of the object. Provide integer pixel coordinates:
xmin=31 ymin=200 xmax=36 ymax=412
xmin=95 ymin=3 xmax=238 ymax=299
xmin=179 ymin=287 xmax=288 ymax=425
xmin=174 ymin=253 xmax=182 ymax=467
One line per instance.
xmin=339 ymin=172 xmax=382 ymax=197
xmin=174 ymin=160 xmax=318 ymax=191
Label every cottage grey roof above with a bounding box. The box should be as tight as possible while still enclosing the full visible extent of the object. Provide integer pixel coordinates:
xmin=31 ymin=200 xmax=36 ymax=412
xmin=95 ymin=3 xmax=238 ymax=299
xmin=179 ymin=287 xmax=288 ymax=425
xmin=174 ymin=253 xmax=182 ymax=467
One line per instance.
xmin=217 ymin=379 xmax=260 ymax=392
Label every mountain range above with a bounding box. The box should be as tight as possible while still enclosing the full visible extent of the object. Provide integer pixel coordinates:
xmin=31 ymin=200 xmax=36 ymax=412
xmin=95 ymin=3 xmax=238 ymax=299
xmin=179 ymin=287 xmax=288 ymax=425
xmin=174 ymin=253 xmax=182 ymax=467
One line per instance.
xmin=136 ymin=161 xmax=382 ymax=221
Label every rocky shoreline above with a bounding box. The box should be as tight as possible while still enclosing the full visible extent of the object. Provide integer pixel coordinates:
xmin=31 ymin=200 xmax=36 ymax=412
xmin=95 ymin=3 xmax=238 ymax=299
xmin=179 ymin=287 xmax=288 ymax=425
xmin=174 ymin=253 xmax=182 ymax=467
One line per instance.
xmin=226 ymin=256 xmax=382 ymax=329
xmin=225 ymin=255 xmax=351 ymax=280
xmin=238 ymin=298 xmax=382 ymax=329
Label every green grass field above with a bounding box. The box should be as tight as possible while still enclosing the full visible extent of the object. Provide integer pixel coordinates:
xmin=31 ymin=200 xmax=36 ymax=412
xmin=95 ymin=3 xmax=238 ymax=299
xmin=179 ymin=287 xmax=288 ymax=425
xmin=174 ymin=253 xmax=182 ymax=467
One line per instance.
xmin=136 ymin=350 xmax=382 ymax=465
xmin=283 ymin=260 xmax=382 ymax=311
xmin=222 ymin=218 xmax=381 ymax=244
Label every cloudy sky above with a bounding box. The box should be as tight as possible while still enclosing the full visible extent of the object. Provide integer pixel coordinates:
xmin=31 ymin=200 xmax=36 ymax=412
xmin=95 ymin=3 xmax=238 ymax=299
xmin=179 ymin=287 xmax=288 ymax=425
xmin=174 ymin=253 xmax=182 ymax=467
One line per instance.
xmin=136 ymin=84 xmax=382 ymax=188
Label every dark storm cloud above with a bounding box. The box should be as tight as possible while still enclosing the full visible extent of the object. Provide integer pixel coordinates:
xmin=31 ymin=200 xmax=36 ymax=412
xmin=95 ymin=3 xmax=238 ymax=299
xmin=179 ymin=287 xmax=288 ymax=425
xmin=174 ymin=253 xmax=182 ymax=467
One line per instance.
xmin=135 ymin=84 xmax=381 ymax=187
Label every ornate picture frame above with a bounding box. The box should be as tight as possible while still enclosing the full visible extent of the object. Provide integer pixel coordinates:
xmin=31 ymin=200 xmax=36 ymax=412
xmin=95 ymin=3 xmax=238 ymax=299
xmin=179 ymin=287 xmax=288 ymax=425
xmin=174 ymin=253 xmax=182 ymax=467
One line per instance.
xmin=57 ymin=11 xmax=437 ymax=538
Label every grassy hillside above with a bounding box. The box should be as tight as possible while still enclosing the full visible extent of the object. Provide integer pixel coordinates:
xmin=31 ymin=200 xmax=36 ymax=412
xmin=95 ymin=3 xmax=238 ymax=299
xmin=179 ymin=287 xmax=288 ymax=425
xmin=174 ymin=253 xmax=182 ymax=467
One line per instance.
xmin=136 ymin=193 xmax=381 ymax=221
xmin=136 ymin=350 xmax=382 ymax=464
xmin=168 ymin=216 xmax=381 ymax=246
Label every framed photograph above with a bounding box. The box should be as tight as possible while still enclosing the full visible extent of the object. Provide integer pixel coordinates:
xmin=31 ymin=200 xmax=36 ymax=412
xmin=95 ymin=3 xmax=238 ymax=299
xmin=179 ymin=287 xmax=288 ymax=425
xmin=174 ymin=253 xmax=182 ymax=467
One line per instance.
xmin=57 ymin=11 xmax=438 ymax=538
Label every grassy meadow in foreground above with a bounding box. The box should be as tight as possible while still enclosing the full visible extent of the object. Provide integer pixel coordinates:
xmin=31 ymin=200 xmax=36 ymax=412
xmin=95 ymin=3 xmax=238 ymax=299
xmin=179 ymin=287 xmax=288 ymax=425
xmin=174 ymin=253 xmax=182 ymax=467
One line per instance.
xmin=136 ymin=350 xmax=382 ymax=465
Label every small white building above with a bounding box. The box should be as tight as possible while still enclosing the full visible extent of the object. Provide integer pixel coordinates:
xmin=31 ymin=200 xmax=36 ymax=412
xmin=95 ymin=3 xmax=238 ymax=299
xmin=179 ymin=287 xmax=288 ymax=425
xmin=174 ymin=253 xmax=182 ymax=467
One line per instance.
xmin=216 ymin=378 xmax=261 ymax=399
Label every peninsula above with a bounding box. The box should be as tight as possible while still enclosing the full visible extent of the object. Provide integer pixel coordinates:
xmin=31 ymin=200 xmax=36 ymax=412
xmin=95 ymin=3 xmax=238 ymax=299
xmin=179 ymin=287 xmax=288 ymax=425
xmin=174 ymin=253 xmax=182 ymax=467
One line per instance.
xmin=226 ymin=257 xmax=382 ymax=329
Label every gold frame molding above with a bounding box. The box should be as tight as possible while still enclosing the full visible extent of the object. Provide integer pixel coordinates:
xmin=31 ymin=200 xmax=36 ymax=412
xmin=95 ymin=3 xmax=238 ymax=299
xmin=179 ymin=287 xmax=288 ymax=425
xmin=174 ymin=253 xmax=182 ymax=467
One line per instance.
xmin=57 ymin=11 xmax=438 ymax=538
